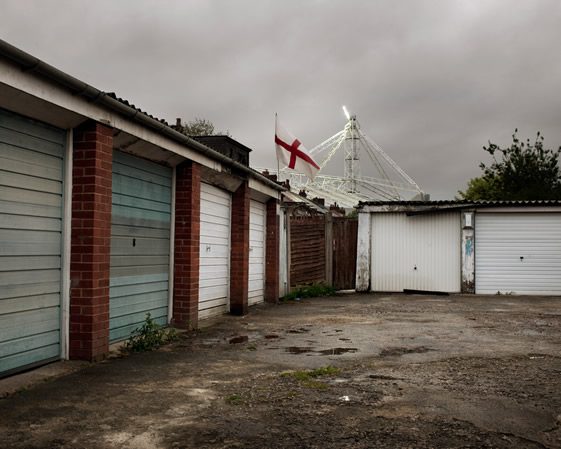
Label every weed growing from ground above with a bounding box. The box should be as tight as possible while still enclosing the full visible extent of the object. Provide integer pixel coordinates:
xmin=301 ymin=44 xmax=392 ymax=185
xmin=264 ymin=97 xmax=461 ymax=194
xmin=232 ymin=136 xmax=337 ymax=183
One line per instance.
xmin=124 ymin=313 xmax=179 ymax=352
xmin=225 ymin=394 xmax=244 ymax=405
xmin=281 ymin=366 xmax=340 ymax=381
xmin=282 ymin=283 xmax=337 ymax=301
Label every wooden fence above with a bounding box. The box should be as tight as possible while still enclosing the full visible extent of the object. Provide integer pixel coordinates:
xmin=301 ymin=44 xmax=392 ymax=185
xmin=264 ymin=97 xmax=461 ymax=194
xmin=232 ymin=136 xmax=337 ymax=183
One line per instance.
xmin=288 ymin=214 xmax=358 ymax=290
xmin=289 ymin=215 xmax=326 ymax=287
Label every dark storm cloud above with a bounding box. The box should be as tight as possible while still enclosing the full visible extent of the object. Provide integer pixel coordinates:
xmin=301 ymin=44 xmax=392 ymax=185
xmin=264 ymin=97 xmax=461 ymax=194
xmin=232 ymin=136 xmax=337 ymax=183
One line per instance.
xmin=2 ymin=0 xmax=561 ymax=198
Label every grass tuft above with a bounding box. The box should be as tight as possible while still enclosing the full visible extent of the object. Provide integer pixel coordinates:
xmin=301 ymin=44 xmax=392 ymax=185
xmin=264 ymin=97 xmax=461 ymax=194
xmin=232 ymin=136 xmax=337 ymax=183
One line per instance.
xmin=282 ymin=283 xmax=337 ymax=301
xmin=281 ymin=365 xmax=340 ymax=382
xmin=225 ymin=394 xmax=244 ymax=405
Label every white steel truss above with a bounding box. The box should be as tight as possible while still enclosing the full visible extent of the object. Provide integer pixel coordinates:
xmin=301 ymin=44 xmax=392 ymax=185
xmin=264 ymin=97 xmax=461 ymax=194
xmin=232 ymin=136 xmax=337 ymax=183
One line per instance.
xmin=258 ymin=110 xmax=425 ymax=208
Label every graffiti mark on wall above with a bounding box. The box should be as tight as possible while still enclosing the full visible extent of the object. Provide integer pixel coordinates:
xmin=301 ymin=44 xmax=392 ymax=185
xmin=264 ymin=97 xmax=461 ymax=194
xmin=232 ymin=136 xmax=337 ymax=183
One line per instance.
xmin=465 ymin=237 xmax=473 ymax=257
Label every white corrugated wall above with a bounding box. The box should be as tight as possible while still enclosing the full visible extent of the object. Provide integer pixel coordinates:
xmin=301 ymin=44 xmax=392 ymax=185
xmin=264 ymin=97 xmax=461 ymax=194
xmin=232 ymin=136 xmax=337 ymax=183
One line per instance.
xmin=371 ymin=212 xmax=461 ymax=292
xmin=476 ymin=212 xmax=561 ymax=295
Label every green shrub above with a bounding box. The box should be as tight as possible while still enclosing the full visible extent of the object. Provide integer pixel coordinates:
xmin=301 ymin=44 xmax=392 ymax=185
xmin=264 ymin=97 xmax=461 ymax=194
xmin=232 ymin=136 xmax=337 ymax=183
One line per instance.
xmin=124 ymin=313 xmax=179 ymax=352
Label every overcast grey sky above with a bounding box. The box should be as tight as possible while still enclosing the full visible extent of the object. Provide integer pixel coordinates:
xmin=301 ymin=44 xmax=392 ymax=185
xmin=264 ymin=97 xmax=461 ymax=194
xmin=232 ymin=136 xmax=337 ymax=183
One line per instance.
xmin=2 ymin=0 xmax=560 ymax=198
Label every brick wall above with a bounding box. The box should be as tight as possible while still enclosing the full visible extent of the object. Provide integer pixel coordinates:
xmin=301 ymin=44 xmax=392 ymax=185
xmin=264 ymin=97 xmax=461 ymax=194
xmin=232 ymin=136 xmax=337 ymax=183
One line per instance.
xmin=69 ymin=121 xmax=113 ymax=361
xmin=229 ymin=181 xmax=250 ymax=315
xmin=173 ymin=161 xmax=201 ymax=328
xmin=265 ymin=198 xmax=280 ymax=302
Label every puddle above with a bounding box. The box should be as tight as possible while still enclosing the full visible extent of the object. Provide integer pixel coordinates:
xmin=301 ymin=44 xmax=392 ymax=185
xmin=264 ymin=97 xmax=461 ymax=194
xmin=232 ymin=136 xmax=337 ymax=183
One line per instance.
xmin=285 ymin=347 xmax=315 ymax=354
xmin=317 ymin=348 xmax=358 ymax=355
xmin=379 ymin=346 xmax=434 ymax=357
xmin=285 ymin=347 xmax=358 ymax=356
xmin=368 ymin=374 xmax=401 ymax=380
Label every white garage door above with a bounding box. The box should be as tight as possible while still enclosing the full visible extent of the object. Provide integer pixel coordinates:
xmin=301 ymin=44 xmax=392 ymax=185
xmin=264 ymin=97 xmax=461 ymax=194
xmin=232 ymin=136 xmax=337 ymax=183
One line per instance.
xmin=0 ymin=108 xmax=65 ymax=376
xmin=249 ymin=200 xmax=266 ymax=306
xmin=199 ymin=183 xmax=231 ymax=319
xmin=371 ymin=212 xmax=461 ymax=292
xmin=476 ymin=213 xmax=561 ymax=295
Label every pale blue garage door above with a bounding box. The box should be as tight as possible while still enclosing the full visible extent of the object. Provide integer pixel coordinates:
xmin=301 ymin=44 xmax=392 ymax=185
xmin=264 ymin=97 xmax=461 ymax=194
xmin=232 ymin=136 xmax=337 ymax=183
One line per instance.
xmin=0 ymin=108 xmax=65 ymax=376
xmin=110 ymin=151 xmax=172 ymax=343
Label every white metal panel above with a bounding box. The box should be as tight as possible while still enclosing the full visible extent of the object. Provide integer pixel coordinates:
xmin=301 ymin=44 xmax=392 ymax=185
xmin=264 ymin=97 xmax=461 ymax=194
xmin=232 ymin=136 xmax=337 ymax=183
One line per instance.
xmin=199 ymin=183 xmax=231 ymax=319
xmin=0 ymin=108 xmax=65 ymax=376
xmin=476 ymin=213 xmax=561 ymax=295
xmin=371 ymin=212 xmax=461 ymax=292
xmin=249 ymin=200 xmax=266 ymax=306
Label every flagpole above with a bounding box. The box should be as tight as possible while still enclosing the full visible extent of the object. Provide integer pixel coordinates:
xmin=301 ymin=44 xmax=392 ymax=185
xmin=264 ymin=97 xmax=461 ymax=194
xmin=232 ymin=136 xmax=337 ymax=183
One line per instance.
xmin=275 ymin=112 xmax=281 ymax=183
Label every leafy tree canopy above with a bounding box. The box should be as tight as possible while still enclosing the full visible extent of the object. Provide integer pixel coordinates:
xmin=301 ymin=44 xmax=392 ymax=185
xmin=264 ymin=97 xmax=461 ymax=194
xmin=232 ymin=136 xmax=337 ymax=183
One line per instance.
xmin=173 ymin=117 xmax=229 ymax=137
xmin=458 ymin=130 xmax=561 ymax=200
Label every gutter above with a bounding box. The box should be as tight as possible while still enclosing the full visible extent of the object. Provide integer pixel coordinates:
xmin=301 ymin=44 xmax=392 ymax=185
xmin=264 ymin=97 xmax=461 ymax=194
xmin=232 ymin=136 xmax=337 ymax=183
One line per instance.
xmin=0 ymin=39 xmax=283 ymax=192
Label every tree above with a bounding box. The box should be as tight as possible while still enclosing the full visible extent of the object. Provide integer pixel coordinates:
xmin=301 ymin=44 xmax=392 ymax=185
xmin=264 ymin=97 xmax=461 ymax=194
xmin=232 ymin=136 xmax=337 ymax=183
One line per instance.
xmin=173 ymin=117 xmax=229 ymax=137
xmin=458 ymin=176 xmax=500 ymax=201
xmin=458 ymin=130 xmax=561 ymax=200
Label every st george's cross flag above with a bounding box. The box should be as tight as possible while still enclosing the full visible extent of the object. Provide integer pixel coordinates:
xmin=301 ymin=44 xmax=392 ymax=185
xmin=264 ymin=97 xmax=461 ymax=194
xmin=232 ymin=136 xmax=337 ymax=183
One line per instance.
xmin=275 ymin=117 xmax=320 ymax=181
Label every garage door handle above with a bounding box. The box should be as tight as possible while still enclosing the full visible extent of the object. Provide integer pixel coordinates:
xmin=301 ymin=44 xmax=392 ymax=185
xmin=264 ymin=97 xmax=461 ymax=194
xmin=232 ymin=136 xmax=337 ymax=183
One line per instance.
xmin=206 ymin=245 xmax=211 ymax=252
xmin=520 ymin=256 xmax=524 ymax=261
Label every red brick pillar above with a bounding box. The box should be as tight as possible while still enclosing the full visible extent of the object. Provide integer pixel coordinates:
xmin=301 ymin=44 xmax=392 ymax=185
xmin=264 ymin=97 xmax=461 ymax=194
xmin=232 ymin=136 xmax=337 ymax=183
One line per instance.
xmin=69 ymin=121 xmax=113 ymax=361
xmin=229 ymin=180 xmax=250 ymax=315
xmin=265 ymin=198 xmax=280 ymax=303
xmin=173 ymin=161 xmax=201 ymax=328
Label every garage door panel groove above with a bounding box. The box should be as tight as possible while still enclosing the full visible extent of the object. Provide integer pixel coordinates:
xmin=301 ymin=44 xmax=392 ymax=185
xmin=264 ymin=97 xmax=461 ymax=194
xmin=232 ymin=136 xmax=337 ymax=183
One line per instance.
xmin=0 ymin=186 xmax=62 ymax=209
xmin=112 ymin=193 xmax=171 ymax=214
xmin=1 ymin=170 xmax=62 ymax=195
xmin=0 ymin=127 xmax=64 ymax=157
xmin=113 ymin=151 xmax=172 ymax=180
xmin=0 ymin=156 xmax=63 ymax=182
xmin=0 ymin=330 xmax=60 ymax=359
xmin=112 ymin=163 xmax=172 ymax=189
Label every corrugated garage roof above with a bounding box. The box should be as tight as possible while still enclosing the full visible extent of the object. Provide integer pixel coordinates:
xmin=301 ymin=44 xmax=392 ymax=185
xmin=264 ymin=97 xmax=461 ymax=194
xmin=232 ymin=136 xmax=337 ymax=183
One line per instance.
xmin=358 ymin=199 xmax=561 ymax=208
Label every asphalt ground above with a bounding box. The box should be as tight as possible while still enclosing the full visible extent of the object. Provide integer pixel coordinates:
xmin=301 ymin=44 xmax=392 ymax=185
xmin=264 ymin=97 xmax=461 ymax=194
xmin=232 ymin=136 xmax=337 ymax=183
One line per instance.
xmin=1 ymin=293 xmax=560 ymax=448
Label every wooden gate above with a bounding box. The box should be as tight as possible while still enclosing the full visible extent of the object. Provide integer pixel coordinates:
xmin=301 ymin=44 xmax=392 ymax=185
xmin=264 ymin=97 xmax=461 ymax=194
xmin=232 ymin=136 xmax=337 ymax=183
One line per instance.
xmin=332 ymin=217 xmax=358 ymax=290
xmin=289 ymin=215 xmax=326 ymax=287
